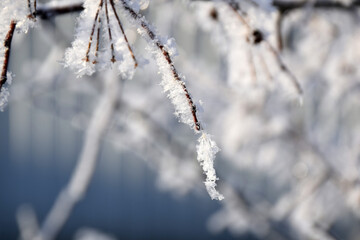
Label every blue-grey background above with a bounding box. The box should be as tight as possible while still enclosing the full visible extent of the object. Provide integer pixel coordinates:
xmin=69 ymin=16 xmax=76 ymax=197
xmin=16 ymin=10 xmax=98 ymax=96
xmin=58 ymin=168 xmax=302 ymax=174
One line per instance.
xmin=0 ymin=107 xmax=241 ymax=240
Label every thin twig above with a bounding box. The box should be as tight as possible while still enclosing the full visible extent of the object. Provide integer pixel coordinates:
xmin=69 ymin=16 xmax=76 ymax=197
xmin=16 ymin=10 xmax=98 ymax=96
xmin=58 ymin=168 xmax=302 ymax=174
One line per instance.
xmin=34 ymin=0 xmax=360 ymax=20
xmin=109 ymin=0 xmax=138 ymax=67
xmin=227 ymin=1 xmax=303 ymax=95
xmin=34 ymin=0 xmax=37 ymax=17
xmin=228 ymin=1 xmax=251 ymax=31
xmin=84 ymin=0 xmax=103 ymax=62
xmin=104 ymin=0 xmax=116 ymax=63
xmin=192 ymin=0 xmax=360 ymax=11
xmin=27 ymin=0 xmax=37 ymax=18
xmin=0 ymin=21 xmax=16 ymax=93
xmin=92 ymin=17 xmax=102 ymax=64
xmin=36 ymin=4 xmax=84 ymax=19
xmin=264 ymin=41 xmax=303 ymax=95
xmin=275 ymin=11 xmax=284 ymax=51
xmin=258 ymin=52 xmax=273 ymax=82
xmin=27 ymin=0 xmax=33 ymax=18
xmin=274 ymin=0 xmax=360 ymax=13
xmin=247 ymin=46 xmax=257 ymax=84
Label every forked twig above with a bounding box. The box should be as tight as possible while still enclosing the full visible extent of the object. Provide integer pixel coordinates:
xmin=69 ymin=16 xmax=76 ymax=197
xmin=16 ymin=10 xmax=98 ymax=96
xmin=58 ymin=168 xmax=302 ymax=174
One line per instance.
xmin=83 ymin=0 xmax=137 ymax=67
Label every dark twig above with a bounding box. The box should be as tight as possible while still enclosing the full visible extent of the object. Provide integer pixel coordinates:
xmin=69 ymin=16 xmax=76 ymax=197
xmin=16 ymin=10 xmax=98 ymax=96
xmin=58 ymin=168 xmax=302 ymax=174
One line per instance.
xmin=247 ymin=47 xmax=257 ymax=84
xmin=120 ymin=0 xmax=202 ymax=131
xmin=36 ymin=4 xmax=84 ymax=19
xmin=227 ymin=1 xmax=303 ymax=95
xmin=84 ymin=0 xmax=103 ymax=62
xmin=34 ymin=0 xmax=360 ymax=20
xmin=0 ymin=21 xmax=16 ymax=93
xmin=27 ymin=0 xmax=37 ymax=18
xmin=192 ymin=0 xmax=360 ymax=11
xmin=109 ymin=0 xmax=138 ymax=68
xmin=27 ymin=0 xmax=33 ymax=18
xmin=264 ymin=41 xmax=303 ymax=95
xmin=275 ymin=11 xmax=284 ymax=51
xmin=104 ymin=0 xmax=116 ymax=63
xmin=274 ymin=0 xmax=360 ymax=14
xmin=93 ymin=17 xmax=102 ymax=64
xmin=34 ymin=0 xmax=37 ymax=17
xmin=258 ymin=52 xmax=273 ymax=82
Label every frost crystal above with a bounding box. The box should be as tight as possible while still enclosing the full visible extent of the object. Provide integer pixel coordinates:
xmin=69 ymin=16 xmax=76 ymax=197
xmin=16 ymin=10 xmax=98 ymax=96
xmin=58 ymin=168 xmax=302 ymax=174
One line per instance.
xmin=0 ymin=73 xmax=12 ymax=112
xmin=197 ymin=133 xmax=224 ymax=200
xmin=121 ymin=4 xmax=198 ymax=129
xmin=64 ymin=0 xmax=137 ymax=78
xmin=120 ymin=0 xmax=223 ymax=199
xmin=0 ymin=0 xmax=36 ymax=33
xmin=0 ymin=88 xmax=10 ymax=112
xmin=0 ymin=1 xmax=37 ymax=112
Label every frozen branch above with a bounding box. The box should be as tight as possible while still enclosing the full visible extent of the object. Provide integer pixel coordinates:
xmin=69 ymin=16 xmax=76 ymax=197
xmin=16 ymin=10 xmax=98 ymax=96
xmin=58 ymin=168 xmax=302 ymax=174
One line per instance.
xmin=17 ymin=205 xmax=40 ymax=240
xmin=227 ymin=1 xmax=303 ymax=97
xmin=33 ymin=0 xmax=360 ymax=21
xmin=120 ymin=0 xmax=202 ymax=131
xmin=274 ymin=0 xmax=360 ymax=13
xmin=34 ymin=72 xmax=120 ymax=240
xmin=119 ymin=0 xmax=223 ymax=200
xmin=0 ymin=20 xmax=16 ymax=92
xmin=36 ymin=2 xmax=83 ymax=19
xmin=108 ymin=0 xmax=137 ymax=67
xmin=193 ymin=0 xmax=360 ymax=10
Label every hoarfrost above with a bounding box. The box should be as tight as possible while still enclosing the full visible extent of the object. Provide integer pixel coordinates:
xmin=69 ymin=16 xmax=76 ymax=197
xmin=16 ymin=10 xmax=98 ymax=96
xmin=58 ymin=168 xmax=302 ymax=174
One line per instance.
xmin=0 ymin=0 xmax=37 ymax=34
xmin=120 ymin=0 xmax=223 ymax=199
xmin=64 ymin=0 xmax=136 ymax=78
xmin=0 ymin=72 xmax=12 ymax=112
xmin=197 ymin=133 xmax=224 ymax=200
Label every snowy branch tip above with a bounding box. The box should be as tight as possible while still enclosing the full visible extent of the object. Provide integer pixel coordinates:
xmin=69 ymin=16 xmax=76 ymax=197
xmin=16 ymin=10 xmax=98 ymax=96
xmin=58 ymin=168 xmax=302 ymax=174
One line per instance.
xmin=197 ymin=132 xmax=224 ymax=200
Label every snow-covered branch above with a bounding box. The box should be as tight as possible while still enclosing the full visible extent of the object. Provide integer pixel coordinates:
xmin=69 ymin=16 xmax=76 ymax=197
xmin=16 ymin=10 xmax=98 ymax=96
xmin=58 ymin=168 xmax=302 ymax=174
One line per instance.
xmin=0 ymin=20 xmax=16 ymax=111
xmin=34 ymin=72 xmax=120 ymax=240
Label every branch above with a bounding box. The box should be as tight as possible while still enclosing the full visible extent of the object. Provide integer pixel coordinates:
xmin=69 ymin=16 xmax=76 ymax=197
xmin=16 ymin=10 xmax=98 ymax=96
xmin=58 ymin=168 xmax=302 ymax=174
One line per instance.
xmin=34 ymin=0 xmax=360 ymax=20
xmin=109 ymin=0 xmax=138 ymax=67
xmin=17 ymin=205 xmax=39 ymax=240
xmin=224 ymin=1 xmax=304 ymax=96
xmin=119 ymin=0 xmax=223 ymax=200
xmin=34 ymin=72 xmax=120 ymax=240
xmin=120 ymin=0 xmax=202 ymax=131
xmin=84 ymin=0 xmax=103 ymax=62
xmin=0 ymin=20 xmax=16 ymax=92
xmin=274 ymin=0 xmax=360 ymax=13
xmin=36 ymin=3 xmax=84 ymax=19
xmin=34 ymin=0 xmax=205 ymax=131
xmin=192 ymin=0 xmax=360 ymax=11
